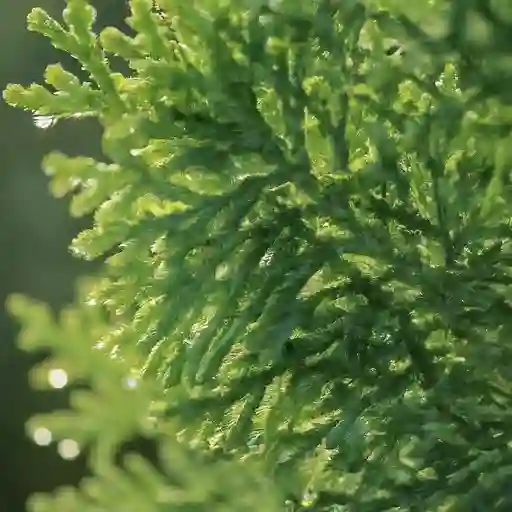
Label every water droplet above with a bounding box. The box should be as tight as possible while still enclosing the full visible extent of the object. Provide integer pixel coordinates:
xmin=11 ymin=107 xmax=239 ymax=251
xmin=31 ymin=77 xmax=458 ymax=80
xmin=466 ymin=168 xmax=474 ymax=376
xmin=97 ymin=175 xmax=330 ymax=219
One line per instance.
xmin=124 ymin=376 xmax=138 ymax=389
xmin=33 ymin=427 xmax=52 ymax=446
xmin=58 ymin=439 xmax=80 ymax=460
xmin=48 ymin=368 xmax=68 ymax=389
xmin=33 ymin=114 xmax=58 ymax=130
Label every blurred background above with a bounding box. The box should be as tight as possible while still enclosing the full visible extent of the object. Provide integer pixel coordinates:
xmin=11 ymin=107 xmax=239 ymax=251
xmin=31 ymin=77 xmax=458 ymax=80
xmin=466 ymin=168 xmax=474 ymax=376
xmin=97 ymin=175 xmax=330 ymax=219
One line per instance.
xmin=0 ymin=1 xmax=130 ymax=509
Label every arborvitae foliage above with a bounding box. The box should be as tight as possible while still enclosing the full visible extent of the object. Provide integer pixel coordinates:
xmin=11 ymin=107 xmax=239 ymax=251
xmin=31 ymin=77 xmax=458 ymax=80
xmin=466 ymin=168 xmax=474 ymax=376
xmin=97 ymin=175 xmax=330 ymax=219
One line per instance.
xmin=4 ymin=0 xmax=512 ymax=510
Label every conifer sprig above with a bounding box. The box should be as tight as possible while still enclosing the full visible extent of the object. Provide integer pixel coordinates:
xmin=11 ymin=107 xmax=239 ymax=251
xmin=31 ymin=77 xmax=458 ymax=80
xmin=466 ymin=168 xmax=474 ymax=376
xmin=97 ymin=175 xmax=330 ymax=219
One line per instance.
xmin=4 ymin=0 xmax=512 ymax=510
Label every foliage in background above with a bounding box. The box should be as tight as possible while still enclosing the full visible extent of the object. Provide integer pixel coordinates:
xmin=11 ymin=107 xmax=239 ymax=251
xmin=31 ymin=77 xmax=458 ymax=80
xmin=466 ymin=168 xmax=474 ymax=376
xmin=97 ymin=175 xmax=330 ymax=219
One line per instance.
xmin=4 ymin=0 xmax=512 ymax=510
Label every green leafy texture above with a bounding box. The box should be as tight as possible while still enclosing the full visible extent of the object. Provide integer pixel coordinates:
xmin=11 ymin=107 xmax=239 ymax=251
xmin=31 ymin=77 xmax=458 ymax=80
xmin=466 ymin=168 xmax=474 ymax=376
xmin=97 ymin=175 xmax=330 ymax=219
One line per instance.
xmin=7 ymin=288 xmax=282 ymax=512
xmin=4 ymin=0 xmax=512 ymax=510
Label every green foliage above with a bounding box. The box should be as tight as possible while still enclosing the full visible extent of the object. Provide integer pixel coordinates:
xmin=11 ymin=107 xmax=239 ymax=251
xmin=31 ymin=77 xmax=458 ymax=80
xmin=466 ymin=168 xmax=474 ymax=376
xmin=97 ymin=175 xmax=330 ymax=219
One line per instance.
xmin=7 ymin=289 xmax=281 ymax=512
xmin=4 ymin=0 xmax=512 ymax=510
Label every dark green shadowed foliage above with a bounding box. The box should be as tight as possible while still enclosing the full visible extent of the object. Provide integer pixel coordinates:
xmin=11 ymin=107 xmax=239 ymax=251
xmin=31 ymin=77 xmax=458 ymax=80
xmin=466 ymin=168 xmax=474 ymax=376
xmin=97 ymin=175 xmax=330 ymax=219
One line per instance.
xmin=4 ymin=0 xmax=512 ymax=510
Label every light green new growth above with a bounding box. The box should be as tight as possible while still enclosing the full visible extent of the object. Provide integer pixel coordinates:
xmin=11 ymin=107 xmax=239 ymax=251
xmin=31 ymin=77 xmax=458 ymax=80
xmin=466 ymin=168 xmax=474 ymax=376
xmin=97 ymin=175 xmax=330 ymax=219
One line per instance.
xmin=8 ymin=289 xmax=280 ymax=512
xmin=4 ymin=0 xmax=512 ymax=510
